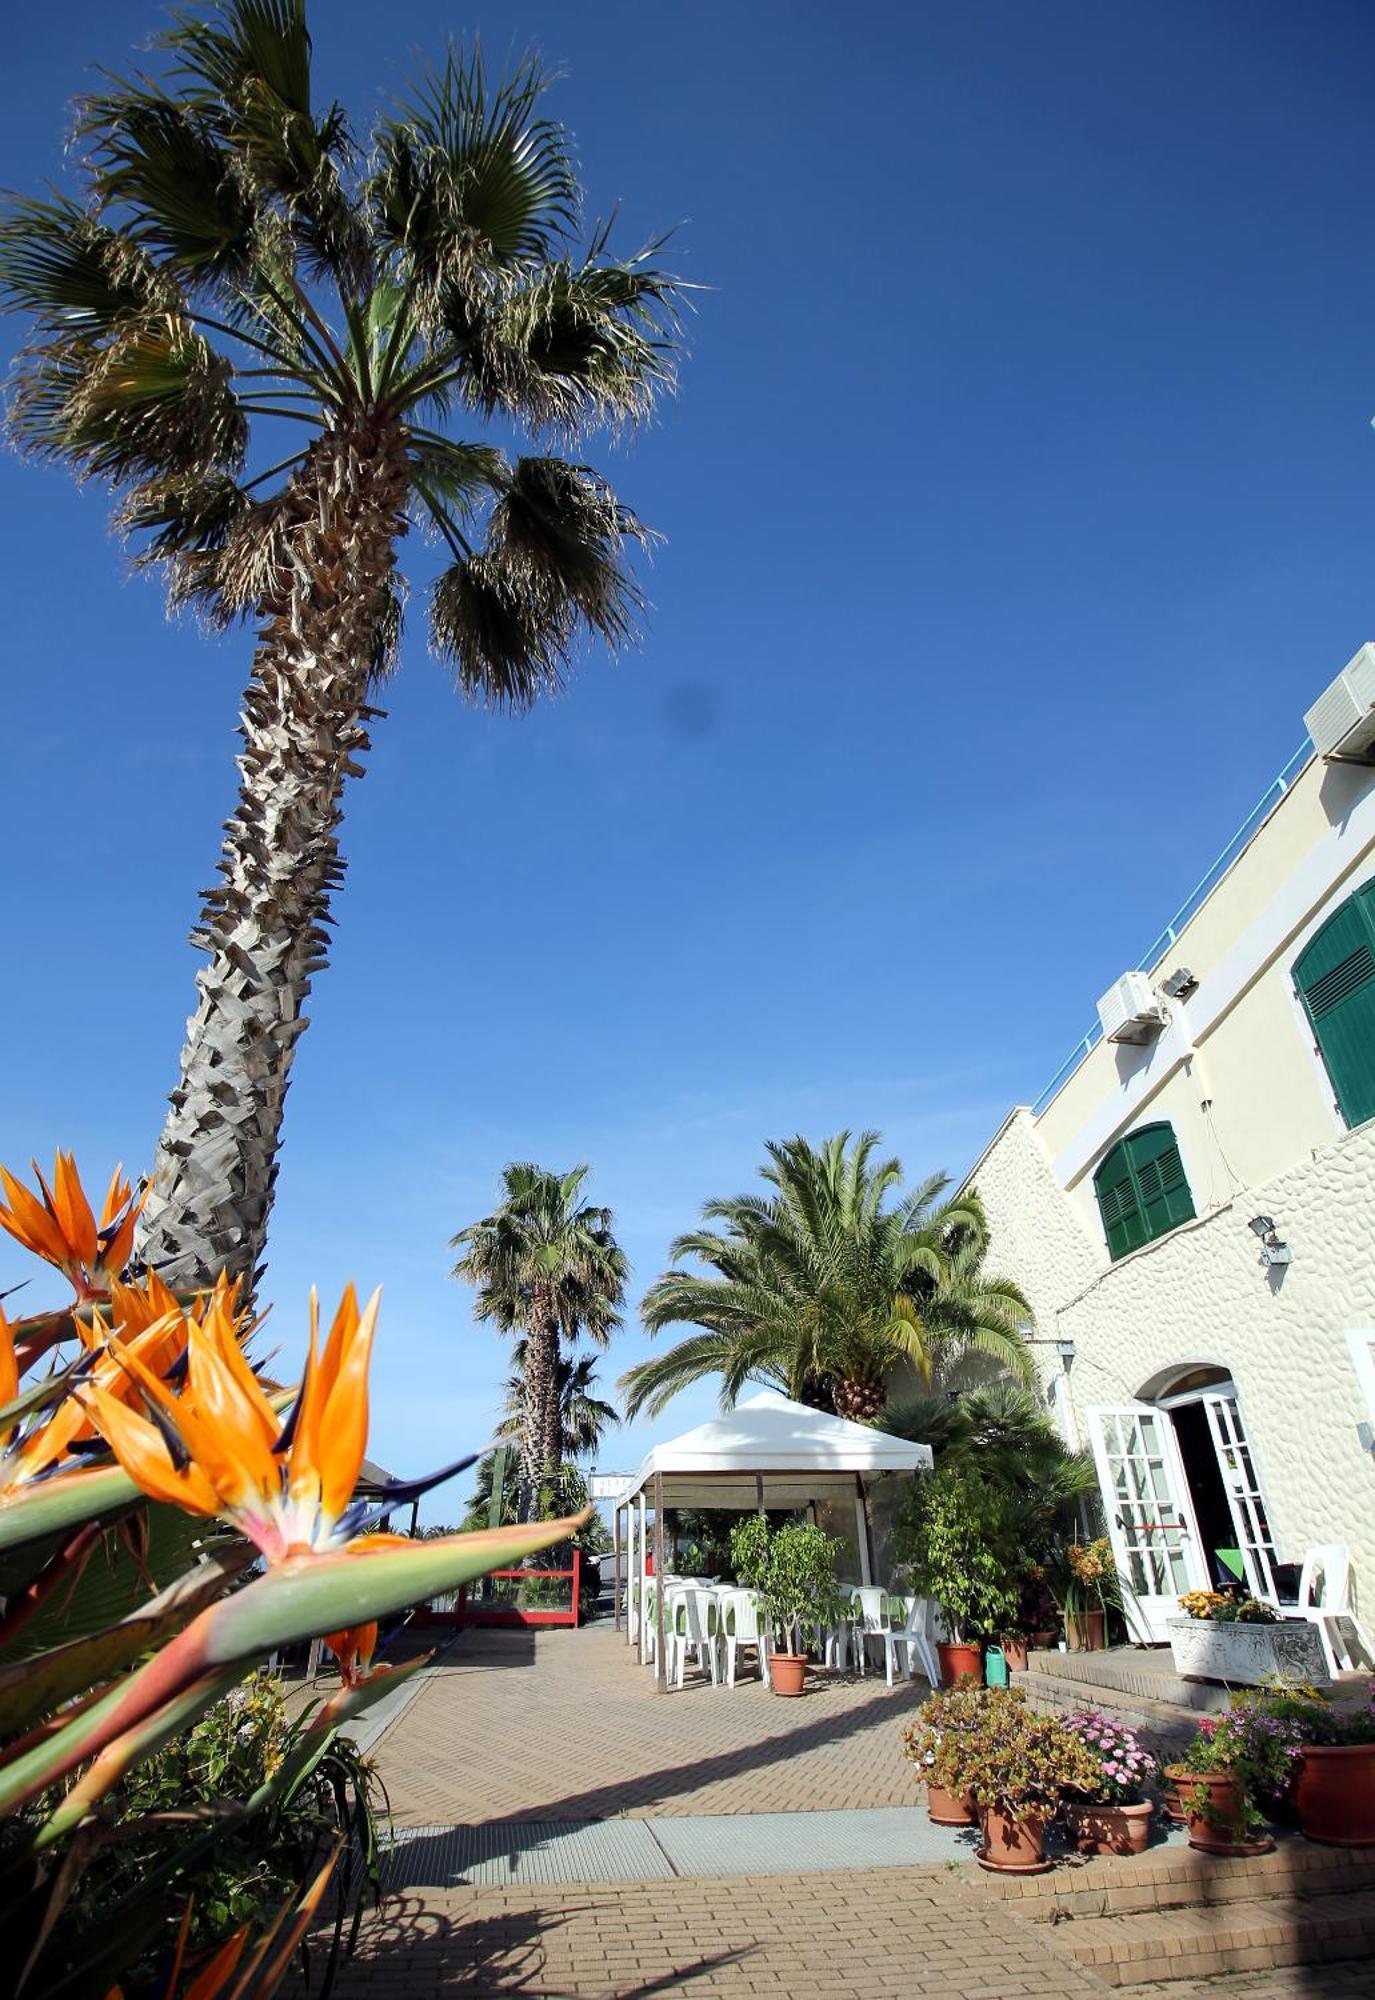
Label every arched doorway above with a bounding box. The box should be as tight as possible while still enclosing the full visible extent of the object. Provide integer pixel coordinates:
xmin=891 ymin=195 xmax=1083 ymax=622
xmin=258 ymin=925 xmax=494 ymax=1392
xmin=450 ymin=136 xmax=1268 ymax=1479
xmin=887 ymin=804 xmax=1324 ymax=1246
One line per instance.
xmin=1086 ymin=1366 xmax=1279 ymax=1642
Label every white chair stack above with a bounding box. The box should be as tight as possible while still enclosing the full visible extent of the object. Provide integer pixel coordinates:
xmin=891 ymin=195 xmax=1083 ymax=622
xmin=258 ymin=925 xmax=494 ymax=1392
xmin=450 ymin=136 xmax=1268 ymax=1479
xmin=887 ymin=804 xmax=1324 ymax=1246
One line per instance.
xmin=1277 ymin=1544 xmax=1375 ymax=1676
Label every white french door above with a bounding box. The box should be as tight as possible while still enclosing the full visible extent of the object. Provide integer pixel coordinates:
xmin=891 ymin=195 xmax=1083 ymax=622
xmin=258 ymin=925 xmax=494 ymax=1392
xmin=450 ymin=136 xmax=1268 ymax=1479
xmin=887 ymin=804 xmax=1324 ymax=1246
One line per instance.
xmin=1201 ymin=1392 xmax=1280 ymax=1603
xmin=1088 ymin=1403 xmax=1209 ymax=1641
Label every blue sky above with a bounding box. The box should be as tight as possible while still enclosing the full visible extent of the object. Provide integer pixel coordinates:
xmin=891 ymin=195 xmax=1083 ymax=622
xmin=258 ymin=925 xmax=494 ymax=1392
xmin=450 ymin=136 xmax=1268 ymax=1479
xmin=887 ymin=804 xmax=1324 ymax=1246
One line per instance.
xmin=3 ymin=1 xmax=1375 ymax=1510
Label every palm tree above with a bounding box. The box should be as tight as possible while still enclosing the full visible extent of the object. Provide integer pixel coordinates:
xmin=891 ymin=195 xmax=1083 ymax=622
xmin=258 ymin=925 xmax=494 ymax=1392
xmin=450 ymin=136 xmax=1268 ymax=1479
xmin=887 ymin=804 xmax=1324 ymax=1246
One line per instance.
xmin=620 ymin=1132 xmax=1032 ymax=1423
xmin=451 ymin=1163 xmax=626 ymax=1518
xmin=0 ymin=5 xmax=678 ymax=1292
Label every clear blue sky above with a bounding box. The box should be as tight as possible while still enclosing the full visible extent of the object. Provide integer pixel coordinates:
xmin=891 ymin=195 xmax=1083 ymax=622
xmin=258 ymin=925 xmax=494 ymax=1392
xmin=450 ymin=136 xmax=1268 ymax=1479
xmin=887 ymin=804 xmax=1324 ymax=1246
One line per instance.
xmin=3 ymin=2 xmax=1374 ymax=1511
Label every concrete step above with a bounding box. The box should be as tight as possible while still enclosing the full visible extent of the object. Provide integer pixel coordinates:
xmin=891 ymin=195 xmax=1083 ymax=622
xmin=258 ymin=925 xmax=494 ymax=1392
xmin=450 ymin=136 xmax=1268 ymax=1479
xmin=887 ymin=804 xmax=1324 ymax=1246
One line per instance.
xmin=1053 ymin=1887 xmax=1375 ymax=1987
xmin=1023 ymin=1646 xmax=1233 ymax=1713
xmin=1012 ymin=1668 xmax=1204 ymax=1759
xmin=971 ymin=1834 xmax=1375 ymax=1922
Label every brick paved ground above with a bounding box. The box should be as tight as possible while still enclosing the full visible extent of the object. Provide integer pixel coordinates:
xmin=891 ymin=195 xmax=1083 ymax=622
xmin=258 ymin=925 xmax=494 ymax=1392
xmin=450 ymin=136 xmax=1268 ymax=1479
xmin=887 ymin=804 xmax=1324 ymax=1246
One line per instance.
xmin=323 ymin=1866 xmax=1110 ymax=1997
xmin=376 ymin=1624 xmax=925 ymax=1825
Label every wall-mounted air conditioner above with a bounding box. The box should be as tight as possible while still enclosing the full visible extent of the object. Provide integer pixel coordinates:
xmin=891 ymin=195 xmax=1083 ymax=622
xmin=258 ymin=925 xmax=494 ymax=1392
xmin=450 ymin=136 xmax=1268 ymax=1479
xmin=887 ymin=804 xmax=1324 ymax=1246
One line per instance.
xmin=1305 ymin=644 xmax=1375 ymax=763
xmin=1096 ymin=970 xmax=1167 ymax=1045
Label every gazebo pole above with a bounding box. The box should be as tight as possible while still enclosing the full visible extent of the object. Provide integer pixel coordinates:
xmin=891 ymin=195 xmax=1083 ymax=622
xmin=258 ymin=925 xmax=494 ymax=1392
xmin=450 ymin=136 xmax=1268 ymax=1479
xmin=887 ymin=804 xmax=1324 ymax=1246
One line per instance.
xmin=855 ymin=1475 xmax=873 ymax=1585
xmin=755 ymin=1472 xmax=765 ymax=1517
xmin=653 ymin=1470 xmax=668 ymax=1694
xmin=638 ymin=1492 xmax=648 ymax=1664
xmin=612 ymin=1502 xmax=622 ymax=1634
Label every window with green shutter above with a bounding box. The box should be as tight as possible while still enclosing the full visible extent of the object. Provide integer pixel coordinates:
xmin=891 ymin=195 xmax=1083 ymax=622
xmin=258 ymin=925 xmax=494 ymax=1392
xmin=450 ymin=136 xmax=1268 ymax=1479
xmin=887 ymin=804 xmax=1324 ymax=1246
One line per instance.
xmin=1294 ymin=880 xmax=1375 ymax=1131
xmin=1092 ymin=1122 xmax=1196 ymax=1261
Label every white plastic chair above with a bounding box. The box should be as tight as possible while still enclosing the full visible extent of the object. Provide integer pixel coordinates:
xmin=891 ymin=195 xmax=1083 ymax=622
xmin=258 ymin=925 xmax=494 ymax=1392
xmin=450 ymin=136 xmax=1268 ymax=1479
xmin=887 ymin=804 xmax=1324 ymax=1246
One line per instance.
xmin=900 ymin=1596 xmax=941 ymax=1686
xmin=720 ymin=1588 xmax=770 ymax=1688
xmin=1278 ymin=1545 xmax=1375 ymax=1676
xmin=665 ymin=1586 xmax=721 ymax=1688
xmin=848 ymin=1585 xmax=887 ymax=1676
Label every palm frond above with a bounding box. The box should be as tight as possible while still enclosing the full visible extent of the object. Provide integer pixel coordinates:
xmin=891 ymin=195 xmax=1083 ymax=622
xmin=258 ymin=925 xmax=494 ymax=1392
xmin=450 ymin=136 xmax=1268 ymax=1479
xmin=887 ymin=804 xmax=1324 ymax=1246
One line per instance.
xmin=0 ymin=195 xmax=175 ymax=334
xmin=10 ymin=319 xmax=246 ymax=481
xmin=450 ymin=237 xmax=680 ymax=436
xmin=370 ymin=44 xmax=578 ymax=284
xmin=77 ymin=87 xmax=260 ymax=284
xmin=428 ymin=457 xmax=649 ymax=707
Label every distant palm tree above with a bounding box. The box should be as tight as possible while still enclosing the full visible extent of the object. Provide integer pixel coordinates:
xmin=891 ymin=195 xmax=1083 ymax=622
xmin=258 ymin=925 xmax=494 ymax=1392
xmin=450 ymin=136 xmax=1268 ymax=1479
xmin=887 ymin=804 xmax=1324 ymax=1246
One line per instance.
xmin=0 ymin=3 xmax=678 ymax=1291
xmin=502 ymin=1345 xmax=619 ymax=1459
xmin=620 ymin=1132 xmax=1032 ymax=1423
xmin=452 ymin=1164 xmax=626 ymax=1518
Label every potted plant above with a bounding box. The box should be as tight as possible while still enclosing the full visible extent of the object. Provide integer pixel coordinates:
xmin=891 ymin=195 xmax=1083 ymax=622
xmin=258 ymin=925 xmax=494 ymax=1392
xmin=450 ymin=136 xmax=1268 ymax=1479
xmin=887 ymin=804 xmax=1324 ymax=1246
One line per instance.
xmin=1210 ymin=1685 xmax=1313 ymax=1824
xmin=1061 ymin=1538 xmax=1120 ymax=1651
xmin=1061 ymin=1707 xmax=1159 ymax=1854
xmin=1292 ymin=1692 xmax=1375 ymax=1847
xmin=1166 ymin=1715 xmax=1275 ymax=1857
xmin=939 ymin=1687 xmax=1098 ymax=1873
xmin=1002 ymin=1565 xmax=1059 ymax=1672
xmin=736 ymin=1520 xmax=843 ymax=1697
xmin=1167 ymin=1590 xmax=1329 ymax=1686
xmin=895 ymin=1466 xmax=1017 ymax=1685
xmin=901 ymin=1683 xmax=984 ymax=1826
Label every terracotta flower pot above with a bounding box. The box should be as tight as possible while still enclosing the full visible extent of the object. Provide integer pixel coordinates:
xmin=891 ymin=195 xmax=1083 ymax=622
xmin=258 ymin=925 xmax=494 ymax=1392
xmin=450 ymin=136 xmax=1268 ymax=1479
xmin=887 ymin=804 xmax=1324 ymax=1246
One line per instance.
xmin=1066 ymin=1611 xmax=1106 ymax=1653
xmin=1165 ymin=1765 xmax=1273 ymax=1857
xmin=977 ymin=1804 xmax=1052 ymax=1874
xmin=1064 ymin=1798 xmax=1153 ymax=1856
xmin=937 ymin=1641 xmax=984 ymax=1687
xmin=1161 ymin=1782 xmax=1186 ymax=1825
xmin=1295 ymin=1743 xmax=1375 ymax=1848
xmin=1001 ymin=1637 xmax=1030 ymax=1673
xmin=770 ymin=1651 xmax=808 ymax=1697
xmin=926 ymin=1781 xmax=977 ymax=1827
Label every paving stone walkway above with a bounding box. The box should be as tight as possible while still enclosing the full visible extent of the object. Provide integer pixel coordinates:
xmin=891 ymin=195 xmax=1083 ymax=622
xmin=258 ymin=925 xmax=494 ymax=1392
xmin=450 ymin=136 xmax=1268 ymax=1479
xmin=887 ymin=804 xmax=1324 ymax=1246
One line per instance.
xmin=376 ymin=1624 xmax=926 ymax=1824
xmin=314 ymin=1624 xmax=1372 ymax=1998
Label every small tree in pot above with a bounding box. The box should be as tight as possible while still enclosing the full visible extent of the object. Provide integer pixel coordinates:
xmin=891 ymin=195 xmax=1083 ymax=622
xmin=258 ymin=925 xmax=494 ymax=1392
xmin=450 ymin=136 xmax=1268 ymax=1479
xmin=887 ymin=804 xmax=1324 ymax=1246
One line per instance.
xmin=895 ymin=1466 xmax=1017 ymax=1684
xmin=901 ymin=1683 xmax=986 ymax=1826
xmin=731 ymin=1518 xmax=843 ymax=1696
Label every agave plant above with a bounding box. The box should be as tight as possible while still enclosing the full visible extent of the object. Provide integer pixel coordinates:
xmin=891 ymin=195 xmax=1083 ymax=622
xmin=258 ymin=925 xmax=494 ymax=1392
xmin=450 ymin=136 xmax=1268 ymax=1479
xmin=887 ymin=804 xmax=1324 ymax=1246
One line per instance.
xmin=0 ymin=1155 xmax=578 ymax=1995
xmin=0 ymin=3 xmax=681 ymax=1297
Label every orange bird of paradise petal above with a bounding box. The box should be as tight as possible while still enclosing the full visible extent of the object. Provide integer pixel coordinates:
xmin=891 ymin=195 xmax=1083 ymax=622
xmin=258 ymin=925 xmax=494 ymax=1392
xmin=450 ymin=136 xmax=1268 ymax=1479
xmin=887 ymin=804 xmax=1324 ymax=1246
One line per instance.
xmin=87 ymin=1285 xmax=384 ymax=1565
xmin=321 ymin=1621 xmax=378 ymax=1686
xmin=0 ymin=1154 xmax=146 ymax=1302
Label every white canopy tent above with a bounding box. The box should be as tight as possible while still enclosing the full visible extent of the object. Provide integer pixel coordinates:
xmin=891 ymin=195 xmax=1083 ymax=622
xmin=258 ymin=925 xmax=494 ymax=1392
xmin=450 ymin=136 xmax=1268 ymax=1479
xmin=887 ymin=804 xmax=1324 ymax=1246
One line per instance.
xmin=606 ymin=1390 xmax=933 ymax=1689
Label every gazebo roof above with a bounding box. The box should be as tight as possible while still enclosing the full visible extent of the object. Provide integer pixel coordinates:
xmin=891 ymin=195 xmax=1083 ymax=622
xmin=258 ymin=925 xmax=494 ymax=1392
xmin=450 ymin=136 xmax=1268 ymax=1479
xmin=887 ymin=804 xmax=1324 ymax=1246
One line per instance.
xmin=622 ymin=1388 xmax=932 ymax=1509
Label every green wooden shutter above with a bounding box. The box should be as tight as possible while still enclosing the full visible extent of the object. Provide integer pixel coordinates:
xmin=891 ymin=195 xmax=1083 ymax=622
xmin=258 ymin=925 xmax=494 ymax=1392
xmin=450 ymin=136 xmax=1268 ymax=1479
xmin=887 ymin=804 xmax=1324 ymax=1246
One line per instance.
xmin=1128 ymin=1122 xmax=1195 ymax=1239
xmin=1295 ymin=883 xmax=1375 ymax=1130
xmin=1093 ymin=1123 xmax=1195 ymax=1260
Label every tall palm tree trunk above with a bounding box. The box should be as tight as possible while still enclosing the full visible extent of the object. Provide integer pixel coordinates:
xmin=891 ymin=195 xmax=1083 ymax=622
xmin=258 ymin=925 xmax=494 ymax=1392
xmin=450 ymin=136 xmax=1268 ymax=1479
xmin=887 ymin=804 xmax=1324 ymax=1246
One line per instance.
xmin=136 ymin=414 xmax=410 ymax=1294
xmin=519 ymin=1302 xmax=561 ymax=1522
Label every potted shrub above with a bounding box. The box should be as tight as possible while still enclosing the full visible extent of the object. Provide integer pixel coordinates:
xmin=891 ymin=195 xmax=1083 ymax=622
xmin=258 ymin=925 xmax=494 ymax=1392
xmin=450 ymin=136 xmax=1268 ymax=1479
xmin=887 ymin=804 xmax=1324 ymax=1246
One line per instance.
xmin=1061 ymin=1539 xmax=1120 ymax=1651
xmin=1002 ymin=1565 xmax=1060 ymax=1672
xmin=1061 ymin=1707 xmax=1159 ymax=1854
xmin=938 ymin=1686 xmax=1098 ymax=1873
xmin=901 ymin=1683 xmax=984 ymax=1826
xmin=1292 ymin=1692 xmax=1375 ymax=1847
xmin=1167 ymin=1590 xmax=1330 ymax=1686
xmin=895 ymin=1466 xmax=1017 ymax=1685
xmin=748 ymin=1521 xmax=843 ymax=1697
xmin=1166 ymin=1715 xmax=1275 ymax=1857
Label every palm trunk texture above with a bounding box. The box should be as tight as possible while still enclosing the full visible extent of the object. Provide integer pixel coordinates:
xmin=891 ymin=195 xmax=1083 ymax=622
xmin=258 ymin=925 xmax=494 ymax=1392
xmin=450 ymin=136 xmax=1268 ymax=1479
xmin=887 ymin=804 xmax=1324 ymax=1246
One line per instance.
xmin=519 ymin=1305 xmax=561 ymax=1523
xmin=136 ymin=415 xmax=409 ymax=1294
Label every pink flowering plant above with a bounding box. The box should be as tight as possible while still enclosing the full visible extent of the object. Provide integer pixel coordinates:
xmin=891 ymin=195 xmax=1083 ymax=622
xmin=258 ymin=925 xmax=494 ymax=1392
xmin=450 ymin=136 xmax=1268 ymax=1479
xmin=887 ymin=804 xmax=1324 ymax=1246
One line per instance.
xmin=1063 ymin=1707 xmax=1159 ymax=1806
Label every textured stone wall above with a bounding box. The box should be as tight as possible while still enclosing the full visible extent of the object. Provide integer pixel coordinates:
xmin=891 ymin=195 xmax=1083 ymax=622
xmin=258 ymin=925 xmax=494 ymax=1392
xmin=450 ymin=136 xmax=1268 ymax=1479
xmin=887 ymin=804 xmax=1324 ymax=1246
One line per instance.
xmin=1058 ymin=1122 xmax=1375 ymax=1609
xmin=972 ymin=1110 xmax=1375 ymax=1614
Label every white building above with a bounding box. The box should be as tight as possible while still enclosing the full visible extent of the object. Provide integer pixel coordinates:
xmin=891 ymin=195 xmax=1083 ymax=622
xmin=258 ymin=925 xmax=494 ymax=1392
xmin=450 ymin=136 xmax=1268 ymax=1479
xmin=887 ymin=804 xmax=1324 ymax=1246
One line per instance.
xmin=964 ymin=647 xmax=1375 ymax=1641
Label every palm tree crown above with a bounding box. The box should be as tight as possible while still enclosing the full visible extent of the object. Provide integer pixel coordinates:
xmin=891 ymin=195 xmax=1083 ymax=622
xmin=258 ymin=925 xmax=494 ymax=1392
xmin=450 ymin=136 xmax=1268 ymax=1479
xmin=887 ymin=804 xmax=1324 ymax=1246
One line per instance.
xmin=452 ymin=1163 xmax=626 ymax=1518
xmin=620 ymin=1131 xmax=1032 ymax=1423
xmin=0 ymin=3 xmax=679 ymax=1289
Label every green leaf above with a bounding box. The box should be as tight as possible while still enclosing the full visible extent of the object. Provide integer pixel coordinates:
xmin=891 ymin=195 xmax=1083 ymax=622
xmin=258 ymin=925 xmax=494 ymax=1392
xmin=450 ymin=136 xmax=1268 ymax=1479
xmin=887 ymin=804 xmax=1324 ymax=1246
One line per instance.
xmin=0 ymin=1465 xmax=141 ymax=1557
xmin=0 ymin=1544 xmax=251 ymax=1733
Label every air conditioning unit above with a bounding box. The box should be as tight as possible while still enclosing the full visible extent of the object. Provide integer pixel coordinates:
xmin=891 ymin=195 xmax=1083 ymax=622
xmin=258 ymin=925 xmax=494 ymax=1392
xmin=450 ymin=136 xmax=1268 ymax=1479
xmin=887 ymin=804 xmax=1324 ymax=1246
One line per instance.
xmin=1305 ymin=644 xmax=1375 ymax=762
xmin=1096 ymin=970 xmax=1167 ymax=1045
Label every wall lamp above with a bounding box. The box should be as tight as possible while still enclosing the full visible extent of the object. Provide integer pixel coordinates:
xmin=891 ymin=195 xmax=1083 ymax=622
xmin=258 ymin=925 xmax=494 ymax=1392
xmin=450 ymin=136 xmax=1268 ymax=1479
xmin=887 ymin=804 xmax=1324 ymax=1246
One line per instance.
xmin=1055 ymin=1338 xmax=1078 ymax=1364
xmin=1248 ymin=1215 xmax=1292 ymax=1267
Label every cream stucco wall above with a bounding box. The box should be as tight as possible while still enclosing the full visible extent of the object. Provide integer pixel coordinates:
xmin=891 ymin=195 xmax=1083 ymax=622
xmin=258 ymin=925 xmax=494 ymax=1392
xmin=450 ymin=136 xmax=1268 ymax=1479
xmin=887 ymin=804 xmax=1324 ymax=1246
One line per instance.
xmin=1037 ymin=756 xmax=1375 ymax=1217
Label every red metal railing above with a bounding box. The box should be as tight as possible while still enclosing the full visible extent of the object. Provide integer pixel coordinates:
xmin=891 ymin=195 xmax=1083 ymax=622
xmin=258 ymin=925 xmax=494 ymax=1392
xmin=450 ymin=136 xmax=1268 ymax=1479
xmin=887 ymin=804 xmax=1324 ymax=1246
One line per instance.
xmin=419 ymin=1548 xmax=582 ymax=1630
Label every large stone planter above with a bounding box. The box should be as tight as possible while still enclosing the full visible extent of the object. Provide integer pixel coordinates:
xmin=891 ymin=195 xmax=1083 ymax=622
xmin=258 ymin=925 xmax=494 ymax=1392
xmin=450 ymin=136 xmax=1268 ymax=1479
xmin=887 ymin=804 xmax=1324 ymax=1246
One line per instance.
xmin=1166 ymin=1617 xmax=1329 ymax=1687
